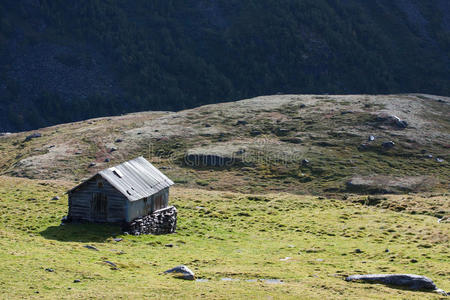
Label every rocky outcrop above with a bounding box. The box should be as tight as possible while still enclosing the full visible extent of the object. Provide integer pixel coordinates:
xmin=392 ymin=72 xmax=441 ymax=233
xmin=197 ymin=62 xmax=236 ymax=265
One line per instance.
xmin=126 ymin=206 xmax=177 ymax=235
xmin=346 ymin=176 xmax=436 ymax=194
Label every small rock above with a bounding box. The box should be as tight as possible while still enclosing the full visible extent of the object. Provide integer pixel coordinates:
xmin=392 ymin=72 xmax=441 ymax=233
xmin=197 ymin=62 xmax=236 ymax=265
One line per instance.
xmin=109 ymin=147 xmax=117 ymax=153
xmin=25 ymin=132 xmax=42 ymax=141
xmin=104 ymin=158 xmax=110 ymax=162
xmin=275 ymin=128 xmax=290 ymax=136
xmin=355 ymin=249 xmax=363 ymax=253
xmin=302 ymin=159 xmax=310 ymax=166
xmin=280 ymin=257 xmax=292 ymax=261
xmin=250 ymin=130 xmax=262 ymax=136
xmin=75 ymin=151 xmax=82 ymax=155
xmin=73 ymin=279 xmax=80 ymax=283
xmin=425 ymin=154 xmax=433 ymax=159
xmin=165 ymin=244 xmax=174 ymax=248
xmin=436 ymin=158 xmax=444 ymax=163
xmin=84 ymin=245 xmax=99 ymax=251
xmin=48 ymin=145 xmax=55 ymax=148
xmin=52 ymin=196 xmax=60 ymax=200
xmin=382 ymin=141 xmax=395 ymax=149
xmin=299 ymin=104 xmax=306 ymax=108
xmin=385 ymin=249 xmax=390 ymax=253
xmin=103 ymin=261 xmax=118 ymax=269
xmin=358 ymin=143 xmax=369 ymax=151
xmin=45 ymin=268 xmax=54 ymax=272
xmin=368 ymin=135 xmax=375 ymax=142
xmin=163 ymin=265 xmax=195 ymax=280
xmin=114 ymin=238 xmax=123 ymax=242
xmin=204 ymin=123 xmax=211 ymax=128
xmin=88 ymin=162 xmax=96 ymax=168
xmin=115 ymin=139 xmax=123 ymax=143
xmin=236 ymin=120 xmax=248 ymax=126
xmin=410 ymin=259 xmax=418 ymax=263
xmin=280 ymin=137 xmax=302 ymax=144
xmin=341 ymin=110 xmax=353 ymax=115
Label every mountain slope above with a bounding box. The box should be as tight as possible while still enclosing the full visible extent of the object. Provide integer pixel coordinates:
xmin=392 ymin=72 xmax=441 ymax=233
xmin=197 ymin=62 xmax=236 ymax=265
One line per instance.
xmin=1 ymin=0 xmax=450 ymax=131
xmin=1 ymin=94 xmax=448 ymax=198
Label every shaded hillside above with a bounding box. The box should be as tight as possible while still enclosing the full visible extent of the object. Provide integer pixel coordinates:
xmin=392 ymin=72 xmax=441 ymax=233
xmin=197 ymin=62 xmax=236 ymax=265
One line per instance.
xmin=1 ymin=0 xmax=450 ymax=131
xmin=0 ymin=94 xmax=448 ymax=196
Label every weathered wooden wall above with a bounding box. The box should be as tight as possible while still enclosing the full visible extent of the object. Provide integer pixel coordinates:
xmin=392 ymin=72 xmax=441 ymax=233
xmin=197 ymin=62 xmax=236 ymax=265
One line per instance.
xmin=127 ymin=188 xmax=169 ymax=222
xmin=68 ymin=175 xmax=127 ymax=223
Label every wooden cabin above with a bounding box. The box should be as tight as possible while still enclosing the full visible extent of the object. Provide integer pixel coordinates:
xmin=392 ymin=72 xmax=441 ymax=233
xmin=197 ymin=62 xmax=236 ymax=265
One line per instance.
xmin=67 ymin=157 xmax=174 ymax=223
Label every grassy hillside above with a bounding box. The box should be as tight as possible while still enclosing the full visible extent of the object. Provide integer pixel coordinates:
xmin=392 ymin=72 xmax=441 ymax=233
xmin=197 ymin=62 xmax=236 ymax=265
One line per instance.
xmin=0 ymin=176 xmax=448 ymax=299
xmin=1 ymin=0 xmax=450 ymax=131
xmin=0 ymin=94 xmax=448 ymax=198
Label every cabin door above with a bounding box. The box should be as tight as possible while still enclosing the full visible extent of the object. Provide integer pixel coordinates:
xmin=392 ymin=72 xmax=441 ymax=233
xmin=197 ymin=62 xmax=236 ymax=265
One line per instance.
xmin=91 ymin=192 xmax=108 ymax=221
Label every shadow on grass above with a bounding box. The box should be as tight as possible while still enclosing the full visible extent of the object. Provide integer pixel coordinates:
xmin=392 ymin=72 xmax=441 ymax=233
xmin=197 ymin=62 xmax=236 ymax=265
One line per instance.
xmin=40 ymin=223 xmax=123 ymax=243
xmin=349 ymin=282 xmax=442 ymax=296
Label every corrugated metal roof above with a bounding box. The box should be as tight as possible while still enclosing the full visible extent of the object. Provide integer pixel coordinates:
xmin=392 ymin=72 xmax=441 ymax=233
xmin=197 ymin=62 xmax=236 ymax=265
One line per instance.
xmin=71 ymin=157 xmax=174 ymax=201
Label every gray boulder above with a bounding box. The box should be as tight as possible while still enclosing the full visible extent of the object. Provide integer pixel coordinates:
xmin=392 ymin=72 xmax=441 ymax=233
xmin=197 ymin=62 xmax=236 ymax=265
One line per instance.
xmin=345 ymin=274 xmax=446 ymax=294
xmin=280 ymin=137 xmax=302 ymax=144
xmin=236 ymin=120 xmax=248 ymax=126
xmin=376 ymin=114 xmax=408 ymax=129
xmin=163 ymin=265 xmax=195 ymax=280
xmin=392 ymin=116 xmax=408 ymax=128
xmin=250 ymin=130 xmax=262 ymax=136
xmin=382 ymin=141 xmax=395 ymax=149
xmin=275 ymin=128 xmax=290 ymax=136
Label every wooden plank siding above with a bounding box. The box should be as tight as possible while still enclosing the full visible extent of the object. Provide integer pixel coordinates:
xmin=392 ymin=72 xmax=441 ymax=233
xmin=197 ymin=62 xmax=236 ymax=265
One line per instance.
xmin=126 ymin=188 xmax=169 ymax=222
xmin=68 ymin=175 xmax=127 ymax=223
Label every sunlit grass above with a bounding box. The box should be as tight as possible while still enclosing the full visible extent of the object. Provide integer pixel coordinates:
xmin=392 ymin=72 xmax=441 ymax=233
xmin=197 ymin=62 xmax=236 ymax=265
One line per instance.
xmin=0 ymin=176 xmax=448 ymax=299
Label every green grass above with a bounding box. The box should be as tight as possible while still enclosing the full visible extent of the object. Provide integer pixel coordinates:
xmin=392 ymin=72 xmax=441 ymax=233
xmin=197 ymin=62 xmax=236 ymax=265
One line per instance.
xmin=0 ymin=176 xmax=448 ymax=299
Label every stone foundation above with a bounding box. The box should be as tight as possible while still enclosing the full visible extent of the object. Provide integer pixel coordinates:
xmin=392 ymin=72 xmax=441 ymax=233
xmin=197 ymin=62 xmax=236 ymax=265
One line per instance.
xmin=125 ymin=206 xmax=177 ymax=235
